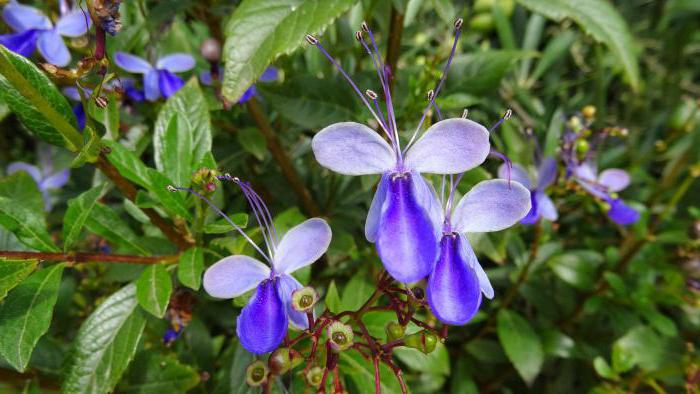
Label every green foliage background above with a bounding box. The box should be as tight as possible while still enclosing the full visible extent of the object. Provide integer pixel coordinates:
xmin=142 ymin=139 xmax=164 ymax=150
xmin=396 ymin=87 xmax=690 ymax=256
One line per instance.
xmin=0 ymin=0 xmax=699 ymax=392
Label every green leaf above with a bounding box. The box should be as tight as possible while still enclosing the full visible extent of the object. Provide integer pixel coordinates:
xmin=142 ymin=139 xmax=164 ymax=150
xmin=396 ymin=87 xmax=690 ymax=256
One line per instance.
xmin=236 ymin=127 xmax=267 ymax=161
xmin=212 ymin=341 xmax=257 ymax=394
xmin=325 ymin=280 xmax=341 ymax=313
xmin=136 ymin=264 xmax=172 ymax=318
xmin=0 ymin=170 xmax=45 ymax=213
xmin=153 ymin=79 xmax=211 ymax=173
xmin=515 ymin=0 xmax=640 ymax=91
xmin=178 ymin=247 xmax=204 ymax=290
xmin=548 ymin=250 xmax=603 ymax=290
xmin=146 ymin=169 xmax=192 ymax=220
xmin=394 ymin=343 xmax=450 ymax=376
xmin=85 ymin=203 xmax=150 ymax=254
xmin=339 ymin=350 xmax=402 ymax=394
xmin=63 ymin=184 xmax=107 ymax=251
xmin=0 ymin=259 xmax=38 ymax=302
xmin=497 ymin=310 xmax=544 ymax=385
xmin=222 ymin=0 xmax=355 ymax=101
xmin=259 ymin=83 xmax=355 ymax=129
xmin=341 ymin=275 xmax=373 ymax=311
xmin=71 ymin=126 xmax=102 ymax=167
xmin=449 ymin=50 xmax=535 ymax=95
xmin=121 ymin=352 xmax=199 ymax=393
xmin=541 ymin=329 xmax=576 ymax=358
xmin=158 ymin=113 xmax=193 ymax=187
xmin=102 ymin=140 xmax=152 ymax=190
xmin=62 ymin=284 xmax=147 ymax=394
xmin=202 ymin=214 xmax=249 ymax=234
xmin=0 ymin=197 xmax=59 ymax=252
xmin=593 ymin=357 xmax=618 ymax=380
xmin=87 ymin=91 xmax=120 ymax=139
xmin=0 ymin=45 xmax=81 ymax=150
xmin=612 ymin=326 xmax=684 ymax=372
xmin=529 ymin=30 xmax=577 ymax=82
xmin=0 ymin=263 xmax=65 ymax=372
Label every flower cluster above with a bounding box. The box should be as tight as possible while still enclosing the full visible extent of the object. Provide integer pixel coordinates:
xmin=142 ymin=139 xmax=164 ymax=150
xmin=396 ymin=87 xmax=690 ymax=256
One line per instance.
xmin=114 ymin=52 xmax=195 ymax=101
xmin=6 ymin=143 xmax=69 ymax=211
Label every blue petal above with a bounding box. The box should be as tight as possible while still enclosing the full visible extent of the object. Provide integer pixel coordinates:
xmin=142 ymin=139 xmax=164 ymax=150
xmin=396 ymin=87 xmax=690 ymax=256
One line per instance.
xmin=0 ymin=29 xmax=40 ymax=58
xmin=114 ymin=52 xmax=153 ymax=74
xmin=277 ymin=274 xmax=309 ymax=330
xmin=238 ymin=85 xmax=256 ymax=103
xmin=37 ymin=30 xmax=70 ymax=66
xmin=427 ymin=234 xmax=482 ymax=325
xmin=158 ymin=70 xmax=184 ymax=98
xmin=607 ymin=198 xmax=639 ymax=225
xmin=143 ymin=70 xmax=160 ymax=101
xmin=2 ymin=2 xmax=51 ymax=32
xmin=375 ymin=172 xmax=439 ymax=283
xmin=72 ymin=103 xmax=85 ymax=130
xmin=199 ymin=70 xmax=213 ymax=86
xmin=156 ymin=53 xmax=195 ymax=72
xmin=365 ymin=174 xmax=390 ymax=242
xmin=55 ymin=10 xmax=90 ymax=37
xmin=237 ymin=279 xmax=288 ymax=355
xmin=259 ymin=66 xmax=278 ymax=82
xmin=520 ymin=190 xmax=540 ymax=225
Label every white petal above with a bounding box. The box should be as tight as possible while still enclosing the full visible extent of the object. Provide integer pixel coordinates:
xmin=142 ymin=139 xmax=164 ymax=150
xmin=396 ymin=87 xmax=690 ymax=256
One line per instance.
xmin=451 ymin=179 xmax=531 ymax=233
xmin=273 ymin=218 xmax=331 ymax=274
xmin=598 ymin=169 xmax=630 ymax=192
xmin=498 ymin=163 xmax=532 ymax=189
xmin=202 ymin=255 xmax=270 ymax=299
xmin=312 ymin=122 xmax=396 ymax=175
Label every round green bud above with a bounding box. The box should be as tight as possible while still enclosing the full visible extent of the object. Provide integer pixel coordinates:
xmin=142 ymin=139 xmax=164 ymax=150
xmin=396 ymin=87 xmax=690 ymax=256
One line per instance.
xmin=404 ymin=331 xmax=438 ymax=354
xmin=268 ymin=348 xmax=292 ymax=375
xmin=245 ymin=360 xmax=268 ymax=387
xmin=306 ymin=366 xmax=324 ymax=388
xmin=385 ymin=321 xmax=406 ymax=342
xmin=582 ymin=105 xmax=596 ymax=119
xmin=291 ymin=286 xmax=318 ymax=312
xmin=575 ymin=139 xmax=590 ymax=156
xmin=327 ymin=321 xmax=354 ymax=352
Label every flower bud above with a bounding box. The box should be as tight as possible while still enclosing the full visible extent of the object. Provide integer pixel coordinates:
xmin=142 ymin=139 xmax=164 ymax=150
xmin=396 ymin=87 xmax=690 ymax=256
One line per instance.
xmin=385 ymin=321 xmax=405 ymax=342
xmin=411 ymin=286 xmax=425 ymax=300
xmin=268 ymin=348 xmax=293 ymax=374
xmin=404 ymin=331 xmax=438 ymax=354
xmin=245 ymin=360 xmax=268 ymax=387
xmin=327 ymin=321 xmax=353 ymax=352
xmin=582 ymin=105 xmax=596 ymax=119
xmin=306 ymin=366 xmax=324 ymax=387
xmin=200 ymin=38 xmax=222 ymax=62
xmin=575 ymin=139 xmax=589 ymax=156
xmin=291 ymin=286 xmax=318 ymax=312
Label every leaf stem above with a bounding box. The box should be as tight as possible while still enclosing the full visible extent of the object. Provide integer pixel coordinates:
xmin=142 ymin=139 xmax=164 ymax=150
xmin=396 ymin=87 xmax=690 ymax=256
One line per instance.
xmin=0 ymin=251 xmax=178 ymax=264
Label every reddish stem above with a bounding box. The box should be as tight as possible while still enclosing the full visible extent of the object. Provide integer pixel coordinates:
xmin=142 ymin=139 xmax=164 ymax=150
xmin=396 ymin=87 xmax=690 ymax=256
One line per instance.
xmin=0 ymin=251 xmax=178 ymax=265
xmin=94 ymin=26 xmax=106 ymax=60
xmin=373 ymin=356 xmax=381 ymax=394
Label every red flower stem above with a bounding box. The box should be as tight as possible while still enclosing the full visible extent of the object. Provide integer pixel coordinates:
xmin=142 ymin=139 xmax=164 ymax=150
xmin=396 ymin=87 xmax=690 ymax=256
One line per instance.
xmin=332 ymin=366 xmax=343 ymax=393
xmin=373 ymin=356 xmax=381 ymax=394
xmin=381 ymin=339 xmax=405 ymax=353
xmin=410 ymin=317 xmax=440 ymax=334
xmin=382 ymin=358 xmax=408 ymax=394
xmin=0 ymin=251 xmax=178 ymax=265
xmin=94 ymin=26 xmax=106 ymax=60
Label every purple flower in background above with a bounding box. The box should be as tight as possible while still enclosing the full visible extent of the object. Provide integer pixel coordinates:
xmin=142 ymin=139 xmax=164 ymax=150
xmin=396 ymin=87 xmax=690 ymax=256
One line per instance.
xmin=0 ymin=0 xmax=90 ymax=66
xmin=201 ymin=66 xmax=278 ymax=104
xmin=571 ymin=162 xmax=639 ymax=225
xmin=498 ymin=157 xmax=558 ymax=224
xmin=310 ymin=20 xmax=492 ymax=284
xmin=62 ymin=86 xmax=88 ymax=130
xmin=425 ymin=173 xmax=530 ymax=325
xmin=7 ymin=144 xmax=69 ymax=211
xmin=114 ymin=52 xmax=195 ymax=101
xmin=172 ymin=177 xmax=331 ymax=354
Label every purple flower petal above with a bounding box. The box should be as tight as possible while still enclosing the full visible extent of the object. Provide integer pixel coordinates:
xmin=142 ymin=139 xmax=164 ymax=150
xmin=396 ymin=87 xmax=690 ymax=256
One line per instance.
xmin=277 ymin=273 xmax=309 ymax=330
xmin=72 ymin=103 xmax=85 ymax=130
xmin=537 ymin=192 xmax=558 ymax=221
xmin=55 ymin=10 xmax=90 ymax=37
xmin=2 ymin=2 xmax=51 ymax=32
xmin=41 ymin=188 xmax=52 ymax=211
xmin=607 ymin=198 xmax=639 ymax=225
xmin=536 ymin=157 xmax=557 ymax=189
xmin=365 ymin=174 xmax=390 ymax=242
xmin=37 ymin=30 xmax=70 ymax=66
xmin=519 ymin=190 xmax=540 ymax=225
xmin=404 ymin=118 xmax=490 ymax=174
xmin=202 ymin=255 xmax=270 ymax=299
xmin=237 ymin=278 xmax=288 ymax=354
xmin=199 ymin=70 xmax=213 ymax=86
xmin=62 ymin=87 xmax=81 ymax=101
xmin=158 ymin=70 xmax=184 ymax=98
xmin=7 ymin=162 xmax=42 ymax=183
xmin=376 ymin=173 xmax=439 ymax=283
xmin=238 ymin=85 xmax=256 ymax=103
xmin=39 ymin=169 xmax=69 ymax=190
xmin=143 ymin=69 xmax=160 ymax=101
xmin=598 ymin=169 xmax=630 ymax=192
xmin=312 ymin=122 xmax=396 ymax=175
xmin=114 ymin=52 xmax=153 ymax=74
xmin=461 ymin=237 xmax=493 ymax=299
xmin=451 ymin=179 xmax=531 ymax=233
xmin=427 ymin=234 xmax=482 ymax=325
xmin=156 ymin=53 xmax=195 ymax=72
xmin=0 ymin=29 xmax=40 ymax=57
xmin=273 ymin=218 xmax=331 ymax=275
xmin=259 ymin=66 xmax=278 ymax=82
xmin=498 ymin=163 xmax=532 ymax=189
xmin=126 ymin=87 xmax=145 ymax=102
xmin=573 ymin=162 xmax=597 ymax=183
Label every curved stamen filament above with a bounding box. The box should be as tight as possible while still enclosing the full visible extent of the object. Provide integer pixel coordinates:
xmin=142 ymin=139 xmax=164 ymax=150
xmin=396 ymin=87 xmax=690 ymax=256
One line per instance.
xmin=489 ymin=149 xmax=513 ymax=189
xmin=405 ymin=19 xmax=463 ymax=154
xmin=167 ymin=186 xmax=272 ymax=264
xmin=489 ymin=109 xmax=512 ymax=133
xmin=237 ymin=180 xmax=279 ymax=246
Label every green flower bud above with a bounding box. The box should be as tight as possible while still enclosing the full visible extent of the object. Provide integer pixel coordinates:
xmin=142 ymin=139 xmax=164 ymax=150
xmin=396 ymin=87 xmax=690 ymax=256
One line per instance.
xmin=245 ymin=360 xmax=268 ymax=387
xmin=327 ymin=321 xmax=354 ymax=352
xmin=575 ymin=139 xmax=590 ymax=156
xmin=385 ymin=321 xmax=405 ymax=342
xmin=291 ymin=286 xmax=318 ymax=312
xmin=306 ymin=366 xmax=324 ymax=387
xmin=268 ymin=348 xmax=292 ymax=375
xmin=404 ymin=331 xmax=438 ymax=354
xmin=582 ymin=105 xmax=596 ymax=119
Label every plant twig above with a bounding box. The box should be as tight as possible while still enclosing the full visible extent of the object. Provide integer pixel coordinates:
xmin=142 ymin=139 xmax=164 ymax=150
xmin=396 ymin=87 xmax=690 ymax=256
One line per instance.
xmin=245 ymin=97 xmax=320 ymax=217
xmin=385 ymin=6 xmax=404 ymax=92
xmin=0 ymin=251 xmax=178 ymax=264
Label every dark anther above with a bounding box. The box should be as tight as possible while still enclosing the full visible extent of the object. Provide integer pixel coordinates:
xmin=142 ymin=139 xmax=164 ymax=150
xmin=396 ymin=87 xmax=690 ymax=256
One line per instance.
xmin=355 ymin=31 xmax=363 ymax=41
xmin=454 ymin=18 xmax=464 ymax=30
xmin=427 ymin=89 xmax=435 ymax=101
xmin=94 ymin=96 xmax=108 ymax=108
xmin=504 ymin=108 xmax=513 ymax=119
xmin=462 ymin=109 xmax=469 ymax=119
xmin=411 ymin=287 xmax=425 ymax=300
xmin=361 ymin=21 xmax=369 ymax=32
xmin=305 ymin=34 xmax=318 ymax=45
xmin=365 ymin=89 xmax=378 ymax=100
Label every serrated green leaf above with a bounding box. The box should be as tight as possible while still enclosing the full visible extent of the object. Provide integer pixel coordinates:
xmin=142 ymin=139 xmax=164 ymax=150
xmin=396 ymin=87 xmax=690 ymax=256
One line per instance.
xmin=0 ymin=197 xmax=59 ymax=252
xmin=102 ymin=140 xmax=152 ymax=190
xmin=63 ymin=184 xmax=107 ymax=251
xmin=339 ymin=350 xmax=401 ymax=394
xmin=158 ymin=113 xmax=193 ymax=187
xmin=497 ymin=310 xmax=543 ymax=385
xmin=222 ymin=0 xmax=355 ymax=101
xmin=178 ymin=247 xmax=204 ymax=290
xmin=0 ymin=263 xmax=65 ymax=372
xmin=121 ymin=352 xmax=199 ymax=393
xmin=516 ymin=0 xmax=640 ymax=90
xmin=0 ymin=45 xmax=81 ymax=150
xmin=0 ymin=259 xmax=38 ymax=302
xmin=146 ymin=169 xmax=192 ymax=220
xmin=62 ymin=284 xmax=147 ymax=394
xmin=84 ymin=203 xmax=150 ymax=254
xmin=136 ymin=264 xmax=172 ymax=318
xmin=153 ymin=79 xmax=211 ymax=173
